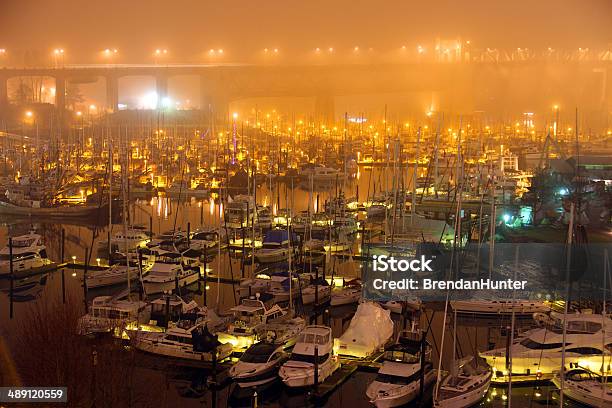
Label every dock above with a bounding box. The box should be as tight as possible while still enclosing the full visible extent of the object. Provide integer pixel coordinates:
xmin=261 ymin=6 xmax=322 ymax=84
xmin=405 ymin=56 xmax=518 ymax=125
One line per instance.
xmin=311 ymin=362 xmax=358 ymax=401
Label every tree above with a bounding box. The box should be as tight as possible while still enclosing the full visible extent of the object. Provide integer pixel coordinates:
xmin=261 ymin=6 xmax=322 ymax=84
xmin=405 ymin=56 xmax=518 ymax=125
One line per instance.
xmin=66 ymin=82 xmax=85 ymax=111
xmin=11 ymin=78 xmax=34 ymax=105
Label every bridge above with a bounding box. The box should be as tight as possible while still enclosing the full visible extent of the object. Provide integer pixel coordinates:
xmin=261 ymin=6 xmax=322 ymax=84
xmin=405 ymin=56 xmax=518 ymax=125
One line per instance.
xmin=1 ymin=57 xmax=611 ymax=121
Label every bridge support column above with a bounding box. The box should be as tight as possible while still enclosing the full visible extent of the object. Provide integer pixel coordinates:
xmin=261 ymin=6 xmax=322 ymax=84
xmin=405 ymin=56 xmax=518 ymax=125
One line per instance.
xmin=105 ymin=75 xmax=119 ymax=112
xmin=0 ymin=76 xmax=8 ymax=121
xmin=0 ymin=76 xmax=8 ymax=108
xmin=314 ymin=93 xmax=335 ymax=123
xmin=155 ymin=75 xmax=168 ymax=109
xmin=55 ymin=76 xmax=66 ymax=120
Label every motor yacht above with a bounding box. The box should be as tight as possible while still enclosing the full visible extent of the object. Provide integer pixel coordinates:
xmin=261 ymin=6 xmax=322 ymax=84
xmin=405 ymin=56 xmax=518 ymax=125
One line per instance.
xmin=366 ymin=330 xmax=435 ymax=407
xmin=0 ymin=233 xmax=52 ymax=277
xmin=218 ymin=298 xmax=288 ymax=350
xmin=254 ymin=230 xmax=298 ymax=264
xmin=142 ymin=250 xmax=200 ymax=294
xmin=131 ymin=320 xmax=233 ymax=362
xmin=229 ymin=342 xmax=289 ymax=387
xmin=79 ymin=295 xmax=150 ymax=336
xmin=481 ymin=312 xmax=612 ymax=382
xmin=279 ymin=325 xmax=340 ymax=387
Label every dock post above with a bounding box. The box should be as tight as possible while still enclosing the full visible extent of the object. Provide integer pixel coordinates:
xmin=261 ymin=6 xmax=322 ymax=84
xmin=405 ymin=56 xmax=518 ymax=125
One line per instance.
xmin=61 ymin=228 xmax=66 ymax=304
xmin=137 ymin=249 xmax=143 ymax=300
xmin=211 ymin=345 xmax=218 ymax=408
xmin=505 ymin=325 xmax=511 ymax=370
xmin=252 ymin=391 xmax=258 ymax=408
xmin=9 ymin=238 xmax=14 ymax=319
xmin=187 ymin=222 xmax=191 ymax=246
xmin=419 ymin=330 xmax=426 ymax=404
xmin=165 ymin=293 xmax=170 ymax=328
xmin=315 ymin=264 xmax=319 ymax=314
xmin=83 ymin=248 xmax=89 ymax=313
xmin=200 ymin=200 xmax=204 ymax=225
xmin=203 ymin=247 xmax=207 ymax=306
xmin=107 ymin=229 xmax=111 ymax=262
xmin=149 ymin=216 xmax=153 ymax=239
xmin=314 ymin=346 xmax=319 ymax=389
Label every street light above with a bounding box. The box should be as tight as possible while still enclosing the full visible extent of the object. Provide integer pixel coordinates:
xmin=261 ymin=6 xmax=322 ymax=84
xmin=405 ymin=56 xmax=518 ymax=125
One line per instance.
xmin=154 ymin=48 xmax=168 ymax=64
xmin=53 ymin=48 xmax=65 ymax=67
xmin=102 ymin=48 xmax=118 ymax=63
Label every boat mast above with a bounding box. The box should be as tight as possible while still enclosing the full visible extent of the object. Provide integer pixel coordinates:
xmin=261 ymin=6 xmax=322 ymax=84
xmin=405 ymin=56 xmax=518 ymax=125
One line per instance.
xmin=108 ymin=130 xmax=113 ymax=260
xmin=121 ymin=126 xmax=131 ymax=298
xmin=412 ymin=127 xmax=421 ymax=225
xmin=559 ymin=202 xmax=575 ymax=407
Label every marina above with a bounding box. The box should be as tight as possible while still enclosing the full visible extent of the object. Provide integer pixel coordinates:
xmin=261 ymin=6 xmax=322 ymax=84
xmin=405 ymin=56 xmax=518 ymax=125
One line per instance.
xmin=1 ymin=1 xmax=611 ymax=407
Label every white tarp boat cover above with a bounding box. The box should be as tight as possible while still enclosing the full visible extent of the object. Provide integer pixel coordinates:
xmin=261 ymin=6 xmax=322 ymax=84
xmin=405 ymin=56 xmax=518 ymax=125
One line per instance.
xmin=335 ymin=302 xmax=394 ymax=358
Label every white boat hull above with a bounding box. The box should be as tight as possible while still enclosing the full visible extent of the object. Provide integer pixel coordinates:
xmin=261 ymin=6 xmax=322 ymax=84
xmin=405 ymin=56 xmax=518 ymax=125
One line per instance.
xmin=552 ymin=376 xmax=612 ymax=408
xmin=133 ymin=335 xmax=232 ymax=361
xmin=279 ymin=357 xmax=340 ymax=388
xmin=433 ymin=372 xmax=492 ymax=408
xmin=451 ymin=300 xmax=549 ymax=315
xmin=368 ymin=370 xmax=436 ymax=408
xmin=143 ymin=271 xmax=200 ymax=294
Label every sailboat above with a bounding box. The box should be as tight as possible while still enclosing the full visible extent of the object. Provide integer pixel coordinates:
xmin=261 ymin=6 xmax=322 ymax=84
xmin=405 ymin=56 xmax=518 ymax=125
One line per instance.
xmin=433 ymin=356 xmax=492 ymax=408
xmin=552 ymin=368 xmax=612 ymax=407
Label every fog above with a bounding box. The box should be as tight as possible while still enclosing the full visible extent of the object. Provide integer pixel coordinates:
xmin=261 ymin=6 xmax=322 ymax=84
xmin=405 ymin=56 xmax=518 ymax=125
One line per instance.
xmin=2 ymin=0 xmax=610 ymax=63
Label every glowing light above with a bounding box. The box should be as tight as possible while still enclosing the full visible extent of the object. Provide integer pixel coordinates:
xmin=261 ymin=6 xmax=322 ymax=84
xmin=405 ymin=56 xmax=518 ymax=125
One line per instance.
xmin=161 ymin=96 xmax=172 ymax=108
xmin=139 ymin=91 xmax=158 ymax=109
xmin=25 ymin=111 xmax=33 ymax=118
xmin=232 ymin=112 xmax=238 ymax=119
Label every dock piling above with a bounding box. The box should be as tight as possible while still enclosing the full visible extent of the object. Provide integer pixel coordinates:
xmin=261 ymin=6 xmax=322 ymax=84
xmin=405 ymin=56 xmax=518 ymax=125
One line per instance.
xmin=61 ymin=228 xmax=66 ymax=304
xmin=9 ymin=238 xmax=14 ymax=319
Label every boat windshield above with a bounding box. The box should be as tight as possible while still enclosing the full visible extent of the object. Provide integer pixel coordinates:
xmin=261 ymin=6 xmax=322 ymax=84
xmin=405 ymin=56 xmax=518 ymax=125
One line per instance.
xmin=0 ymin=252 xmax=37 ymax=261
xmin=297 ymin=332 xmax=329 ymax=345
xmin=241 ymin=344 xmax=276 ymax=363
xmin=12 ymin=238 xmax=37 ymax=247
xmin=519 ymin=339 xmax=565 ymax=349
xmin=375 ymin=373 xmax=412 ymax=385
xmin=290 ymin=352 xmax=329 ymax=364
